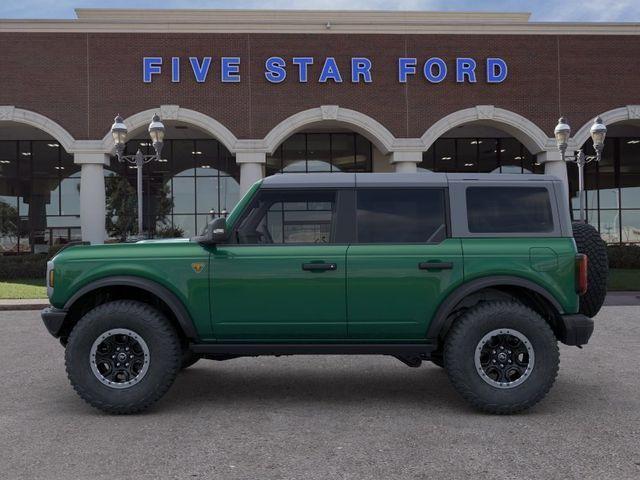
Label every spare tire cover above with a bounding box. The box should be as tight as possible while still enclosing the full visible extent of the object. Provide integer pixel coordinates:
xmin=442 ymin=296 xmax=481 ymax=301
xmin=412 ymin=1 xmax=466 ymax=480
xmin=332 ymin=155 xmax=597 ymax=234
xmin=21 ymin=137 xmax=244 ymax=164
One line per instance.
xmin=572 ymin=222 xmax=609 ymax=317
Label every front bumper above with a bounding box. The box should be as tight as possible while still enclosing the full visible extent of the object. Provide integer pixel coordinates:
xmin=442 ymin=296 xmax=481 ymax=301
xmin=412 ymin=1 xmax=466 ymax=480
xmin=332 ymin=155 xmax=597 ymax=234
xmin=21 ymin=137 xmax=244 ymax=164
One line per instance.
xmin=558 ymin=313 xmax=594 ymax=346
xmin=41 ymin=306 xmax=68 ymax=338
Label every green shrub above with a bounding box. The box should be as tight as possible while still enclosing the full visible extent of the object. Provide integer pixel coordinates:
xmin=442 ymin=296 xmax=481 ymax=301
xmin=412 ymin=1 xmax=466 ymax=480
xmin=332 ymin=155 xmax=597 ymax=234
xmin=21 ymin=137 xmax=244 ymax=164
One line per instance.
xmin=607 ymin=244 xmax=640 ymax=269
xmin=0 ymin=254 xmax=47 ymax=280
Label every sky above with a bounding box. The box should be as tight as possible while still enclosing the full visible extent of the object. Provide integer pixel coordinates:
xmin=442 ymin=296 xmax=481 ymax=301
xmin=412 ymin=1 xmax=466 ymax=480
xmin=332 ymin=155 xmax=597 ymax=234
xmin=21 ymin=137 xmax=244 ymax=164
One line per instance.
xmin=0 ymin=0 xmax=639 ymax=22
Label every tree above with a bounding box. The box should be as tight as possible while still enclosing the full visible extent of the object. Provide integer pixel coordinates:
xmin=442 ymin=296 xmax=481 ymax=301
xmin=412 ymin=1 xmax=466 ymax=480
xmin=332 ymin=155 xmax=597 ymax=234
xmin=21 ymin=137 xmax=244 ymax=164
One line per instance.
xmin=105 ymin=175 xmax=175 ymax=241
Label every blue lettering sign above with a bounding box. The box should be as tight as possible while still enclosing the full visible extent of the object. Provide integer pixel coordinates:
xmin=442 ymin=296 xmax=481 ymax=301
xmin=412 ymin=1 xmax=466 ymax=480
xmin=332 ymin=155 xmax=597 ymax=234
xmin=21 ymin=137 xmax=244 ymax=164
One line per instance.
xmin=351 ymin=57 xmax=372 ymax=83
xmin=424 ymin=57 xmax=447 ymax=83
xmin=143 ymin=57 xmax=162 ymax=83
xmin=171 ymin=57 xmax=180 ymax=83
xmin=265 ymin=57 xmax=287 ymax=83
xmin=487 ymin=58 xmax=508 ymax=83
xmin=398 ymin=58 xmax=417 ymax=83
xmin=319 ymin=57 xmax=342 ymax=83
xmin=292 ymin=57 xmax=313 ymax=82
xmin=189 ymin=57 xmax=212 ymax=83
xmin=221 ymin=57 xmax=241 ymax=82
xmin=456 ymin=58 xmax=477 ymax=83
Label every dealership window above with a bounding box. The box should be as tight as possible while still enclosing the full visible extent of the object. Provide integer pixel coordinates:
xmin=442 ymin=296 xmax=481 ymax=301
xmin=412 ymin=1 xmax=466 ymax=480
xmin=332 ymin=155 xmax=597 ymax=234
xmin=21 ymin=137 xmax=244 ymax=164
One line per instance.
xmin=0 ymin=140 xmax=80 ymax=254
xmin=236 ymin=190 xmax=336 ymax=244
xmin=420 ymin=137 xmax=540 ymax=174
xmin=466 ymin=187 xmax=554 ymax=234
xmin=266 ymin=133 xmax=372 ymax=175
xmin=109 ymin=138 xmax=239 ymax=239
xmin=356 ymin=188 xmax=446 ymax=243
xmin=568 ymin=136 xmax=640 ymax=244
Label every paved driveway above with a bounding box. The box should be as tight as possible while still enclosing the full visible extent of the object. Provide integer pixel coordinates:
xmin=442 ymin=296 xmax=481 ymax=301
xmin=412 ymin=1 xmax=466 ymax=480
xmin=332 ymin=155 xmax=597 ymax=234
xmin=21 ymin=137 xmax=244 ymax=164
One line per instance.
xmin=0 ymin=308 xmax=639 ymax=480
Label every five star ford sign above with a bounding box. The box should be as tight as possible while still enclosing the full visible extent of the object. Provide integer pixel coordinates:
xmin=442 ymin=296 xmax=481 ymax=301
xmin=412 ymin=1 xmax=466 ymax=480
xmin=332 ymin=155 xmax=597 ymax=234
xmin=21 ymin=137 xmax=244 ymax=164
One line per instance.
xmin=142 ymin=56 xmax=508 ymax=84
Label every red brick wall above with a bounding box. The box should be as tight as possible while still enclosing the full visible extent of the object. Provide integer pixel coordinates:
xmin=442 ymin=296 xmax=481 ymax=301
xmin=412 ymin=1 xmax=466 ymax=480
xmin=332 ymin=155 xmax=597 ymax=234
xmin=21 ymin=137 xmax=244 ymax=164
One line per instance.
xmin=0 ymin=32 xmax=639 ymax=141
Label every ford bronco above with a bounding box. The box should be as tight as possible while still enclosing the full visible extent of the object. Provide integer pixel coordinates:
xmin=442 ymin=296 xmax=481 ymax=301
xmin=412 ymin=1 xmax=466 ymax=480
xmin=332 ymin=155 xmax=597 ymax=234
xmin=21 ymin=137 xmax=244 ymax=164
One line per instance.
xmin=41 ymin=172 xmax=607 ymax=414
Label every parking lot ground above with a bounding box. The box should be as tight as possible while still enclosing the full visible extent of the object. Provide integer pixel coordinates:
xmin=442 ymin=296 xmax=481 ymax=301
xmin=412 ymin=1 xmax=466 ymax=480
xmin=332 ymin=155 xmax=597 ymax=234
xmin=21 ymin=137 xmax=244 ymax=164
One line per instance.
xmin=0 ymin=308 xmax=639 ymax=480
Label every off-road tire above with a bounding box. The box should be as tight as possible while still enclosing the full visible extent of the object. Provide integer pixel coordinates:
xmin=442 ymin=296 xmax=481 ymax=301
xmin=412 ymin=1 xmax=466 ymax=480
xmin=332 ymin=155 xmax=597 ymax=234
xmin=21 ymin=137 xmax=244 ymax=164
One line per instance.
xmin=444 ymin=301 xmax=559 ymax=414
xmin=65 ymin=300 xmax=181 ymax=414
xmin=181 ymin=349 xmax=201 ymax=369
xmin=572 ymin=222 xmax=609 ymax=318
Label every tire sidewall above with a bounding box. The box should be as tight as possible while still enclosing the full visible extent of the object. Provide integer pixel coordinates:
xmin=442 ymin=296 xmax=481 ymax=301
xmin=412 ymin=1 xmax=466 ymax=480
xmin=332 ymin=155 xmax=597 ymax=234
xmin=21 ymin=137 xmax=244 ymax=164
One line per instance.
xmin=445 ymin=303 xmax=559 ymax=409
xmin=66 ymin=301 xmax=180 ymax=409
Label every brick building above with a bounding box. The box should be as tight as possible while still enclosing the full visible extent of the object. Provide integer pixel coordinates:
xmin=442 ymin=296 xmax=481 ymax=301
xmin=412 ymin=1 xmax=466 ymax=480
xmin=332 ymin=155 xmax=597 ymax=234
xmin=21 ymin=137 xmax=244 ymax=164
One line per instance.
xmin=1 ymin=9 xmax=639 ymax=250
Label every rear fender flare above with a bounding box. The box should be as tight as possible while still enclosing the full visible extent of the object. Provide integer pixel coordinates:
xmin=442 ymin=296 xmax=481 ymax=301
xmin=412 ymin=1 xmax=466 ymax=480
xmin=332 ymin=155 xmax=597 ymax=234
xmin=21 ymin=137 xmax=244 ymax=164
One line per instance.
xmin=426 ymin=275 xmax=564 ymax=341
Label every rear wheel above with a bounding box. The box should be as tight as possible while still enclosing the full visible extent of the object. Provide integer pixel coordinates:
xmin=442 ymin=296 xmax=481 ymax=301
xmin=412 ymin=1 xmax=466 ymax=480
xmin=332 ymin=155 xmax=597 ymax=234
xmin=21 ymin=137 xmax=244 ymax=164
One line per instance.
xmin=572 ymin=221 xmax=608 ymax=318
xmin=444 ymin=301 xmax=559 ymax=414
xmin=65 ymin=300 xmax=181 ymax=414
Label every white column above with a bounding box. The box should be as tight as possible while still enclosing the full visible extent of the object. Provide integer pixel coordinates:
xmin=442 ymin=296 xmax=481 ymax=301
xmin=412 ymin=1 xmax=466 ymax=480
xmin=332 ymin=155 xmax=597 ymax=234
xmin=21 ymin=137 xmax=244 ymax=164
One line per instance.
xmin=75 ymin=152 xmax=110 ymax=244
xmin=390 ymin=151 xmax=422 ymax=173
xmin=236 ymin=152 xmax=266 ymax=195
xmin=537 ymin=150 xmax=569 ymax=197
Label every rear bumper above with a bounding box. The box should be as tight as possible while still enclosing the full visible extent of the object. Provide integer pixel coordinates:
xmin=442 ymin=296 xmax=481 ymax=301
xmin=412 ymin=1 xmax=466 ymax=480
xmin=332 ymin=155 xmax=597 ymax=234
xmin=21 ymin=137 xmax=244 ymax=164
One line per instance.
xmin=558 ymin=313 xmax=594 ymax=346
xmin=41 ymin=306 xmax=67 ymax=338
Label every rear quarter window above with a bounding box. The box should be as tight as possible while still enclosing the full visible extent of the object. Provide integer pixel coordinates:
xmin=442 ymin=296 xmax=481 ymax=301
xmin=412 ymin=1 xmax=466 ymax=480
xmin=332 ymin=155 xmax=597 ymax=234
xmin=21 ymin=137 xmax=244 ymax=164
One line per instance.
xmin=466 ymin=186 xmax=554 ymax=233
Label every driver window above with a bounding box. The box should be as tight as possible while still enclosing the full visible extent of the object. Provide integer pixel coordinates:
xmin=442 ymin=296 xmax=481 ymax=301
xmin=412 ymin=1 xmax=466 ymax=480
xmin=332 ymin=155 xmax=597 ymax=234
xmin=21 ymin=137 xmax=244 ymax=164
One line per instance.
xmin=237 ymin=190 xmax=336 ymax=244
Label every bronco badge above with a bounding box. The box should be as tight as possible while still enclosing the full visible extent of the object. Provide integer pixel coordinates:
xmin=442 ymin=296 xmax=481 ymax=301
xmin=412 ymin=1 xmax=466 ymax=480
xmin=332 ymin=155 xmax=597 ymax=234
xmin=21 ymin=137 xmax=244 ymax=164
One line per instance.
xmin=191 ymin=262 xmax=205 ymax=273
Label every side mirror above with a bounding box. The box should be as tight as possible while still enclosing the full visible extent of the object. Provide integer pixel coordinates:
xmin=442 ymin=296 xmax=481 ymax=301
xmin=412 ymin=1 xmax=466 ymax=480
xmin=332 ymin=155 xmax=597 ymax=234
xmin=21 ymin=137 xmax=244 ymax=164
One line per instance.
xmin=195 ymin=216 xmax=228 ymax=245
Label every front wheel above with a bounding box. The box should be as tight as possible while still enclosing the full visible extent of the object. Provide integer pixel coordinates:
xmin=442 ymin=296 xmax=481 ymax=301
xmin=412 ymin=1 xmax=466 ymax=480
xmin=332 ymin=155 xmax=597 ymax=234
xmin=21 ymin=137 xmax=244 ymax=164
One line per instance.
xmin=444 ymin=301 xmax=559 ymax=414
xmin=65 ymin=300 xmax=182 ymax=414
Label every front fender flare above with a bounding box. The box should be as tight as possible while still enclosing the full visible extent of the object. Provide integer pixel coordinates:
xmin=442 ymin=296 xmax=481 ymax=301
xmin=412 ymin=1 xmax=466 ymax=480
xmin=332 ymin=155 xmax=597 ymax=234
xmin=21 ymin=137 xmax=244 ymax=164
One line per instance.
xmin=64 ymin=275 xmax=198 ymax=339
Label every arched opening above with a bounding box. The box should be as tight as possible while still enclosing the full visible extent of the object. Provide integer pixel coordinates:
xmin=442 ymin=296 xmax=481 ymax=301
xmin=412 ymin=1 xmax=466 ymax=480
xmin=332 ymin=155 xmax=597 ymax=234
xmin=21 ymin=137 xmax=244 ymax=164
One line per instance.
xmin=0 ymin=122 xmax=80 ymax=253
xmin=568 ymin=120 xmax=640 ymax=244
xmin=107 ymin=121 xmax=239 ymax=239
xmin=265 ymin=126 xmax=377 ymax=176
xmin=263 ymin=106 xmax=395 ymax=175
xmin=418 ymin=124 xmax=543 ymax=174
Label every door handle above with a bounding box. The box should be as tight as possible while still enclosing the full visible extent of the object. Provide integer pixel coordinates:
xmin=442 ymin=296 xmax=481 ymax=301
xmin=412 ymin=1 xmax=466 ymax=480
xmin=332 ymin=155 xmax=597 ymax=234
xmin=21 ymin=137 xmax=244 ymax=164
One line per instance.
xmin=302 ymin=263 xmax=337 ymax=272
xmin=418 ymin=262 xmax=453 ymax=270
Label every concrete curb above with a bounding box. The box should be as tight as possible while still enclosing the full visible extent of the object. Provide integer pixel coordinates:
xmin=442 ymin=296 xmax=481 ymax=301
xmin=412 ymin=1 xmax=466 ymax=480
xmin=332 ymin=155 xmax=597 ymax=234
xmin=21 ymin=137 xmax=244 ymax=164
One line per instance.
xmin=0 ymin=300 xmax=49 ymax=311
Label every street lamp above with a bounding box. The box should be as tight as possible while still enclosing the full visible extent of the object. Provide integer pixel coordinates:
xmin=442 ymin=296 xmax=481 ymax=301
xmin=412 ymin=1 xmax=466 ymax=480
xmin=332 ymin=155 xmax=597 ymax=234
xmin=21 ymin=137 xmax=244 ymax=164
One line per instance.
xmin=110 ymin=113 xmax=165 ymax=238
xmin=554 ymin=116 xmax=607 ymax=223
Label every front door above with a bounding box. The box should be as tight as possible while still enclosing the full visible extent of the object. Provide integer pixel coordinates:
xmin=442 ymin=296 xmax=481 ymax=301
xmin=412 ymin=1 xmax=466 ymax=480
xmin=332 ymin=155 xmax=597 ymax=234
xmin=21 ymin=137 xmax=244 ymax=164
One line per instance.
xmin=346 ymin=188 xmax=464 ymax=340
xmin=210 ymin=188 xmax=348 ymax=340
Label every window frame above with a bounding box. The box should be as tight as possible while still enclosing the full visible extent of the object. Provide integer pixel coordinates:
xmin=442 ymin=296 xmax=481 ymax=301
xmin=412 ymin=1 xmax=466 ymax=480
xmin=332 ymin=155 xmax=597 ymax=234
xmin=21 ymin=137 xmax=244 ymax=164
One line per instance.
xmin=449 ymin=182 xmax=563 ymax=238
xmin=229 ymin=187 xmax=349 ymax=246
xmin=353 ymin=187 xmax=450 ymax=245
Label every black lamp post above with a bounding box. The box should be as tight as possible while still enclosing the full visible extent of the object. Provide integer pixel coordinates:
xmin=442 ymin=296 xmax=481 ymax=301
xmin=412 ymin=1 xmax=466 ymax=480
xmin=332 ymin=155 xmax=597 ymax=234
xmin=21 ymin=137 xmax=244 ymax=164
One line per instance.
xmin=110 ymin=114 xmax=166 ymax=237
xmin=554 ymin=116 xmax=607 ymax=223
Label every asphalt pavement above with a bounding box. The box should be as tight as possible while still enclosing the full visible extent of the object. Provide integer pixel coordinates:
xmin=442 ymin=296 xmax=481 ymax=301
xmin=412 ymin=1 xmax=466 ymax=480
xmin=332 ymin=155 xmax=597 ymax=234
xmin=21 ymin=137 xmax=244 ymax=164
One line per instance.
xmin=0 ymin=308 xmax=639 ymax=480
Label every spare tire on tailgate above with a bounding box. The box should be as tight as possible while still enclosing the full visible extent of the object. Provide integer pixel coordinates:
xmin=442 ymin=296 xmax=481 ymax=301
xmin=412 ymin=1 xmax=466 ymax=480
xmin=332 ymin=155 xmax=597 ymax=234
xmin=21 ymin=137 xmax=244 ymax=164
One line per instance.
xmin=572 ymin=222 xmax=609 ymax=317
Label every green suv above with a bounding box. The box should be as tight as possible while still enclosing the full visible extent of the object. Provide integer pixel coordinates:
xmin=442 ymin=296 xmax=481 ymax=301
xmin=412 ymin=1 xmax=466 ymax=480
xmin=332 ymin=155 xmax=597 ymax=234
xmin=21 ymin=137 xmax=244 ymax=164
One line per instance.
xmin=41 ymin=172 xmax=604 ymax=414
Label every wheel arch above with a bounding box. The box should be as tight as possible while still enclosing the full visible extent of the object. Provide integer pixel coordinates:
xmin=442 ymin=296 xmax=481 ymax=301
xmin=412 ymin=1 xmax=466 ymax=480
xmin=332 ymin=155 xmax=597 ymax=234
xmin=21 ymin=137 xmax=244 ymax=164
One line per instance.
xmin=427 ymin=276 xmax=564 ymax=343
xmin=61 ymin=276 xmax=198 ymax=341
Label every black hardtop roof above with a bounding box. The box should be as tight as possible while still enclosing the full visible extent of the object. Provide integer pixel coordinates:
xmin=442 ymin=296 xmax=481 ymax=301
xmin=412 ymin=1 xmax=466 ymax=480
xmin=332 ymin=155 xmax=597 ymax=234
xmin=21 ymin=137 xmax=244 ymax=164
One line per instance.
xmin=260 ymin=172 xmax=560 ymax=189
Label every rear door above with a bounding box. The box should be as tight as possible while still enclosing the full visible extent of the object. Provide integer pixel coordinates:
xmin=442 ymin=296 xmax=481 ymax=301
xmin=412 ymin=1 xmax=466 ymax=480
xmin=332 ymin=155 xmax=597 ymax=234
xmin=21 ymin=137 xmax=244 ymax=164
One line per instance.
xmin=346 ymin=187 xmax=463 ymax=340
xmin=210 ymin=188 xmax=349 ymax=340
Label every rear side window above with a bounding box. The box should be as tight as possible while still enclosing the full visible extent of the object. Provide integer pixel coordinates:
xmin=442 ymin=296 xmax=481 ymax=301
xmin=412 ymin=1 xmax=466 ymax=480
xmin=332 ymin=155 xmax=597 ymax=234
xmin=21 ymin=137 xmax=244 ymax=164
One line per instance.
xmin=466 ymin=186 xmax=554 ymax=233
xmin=356 ymin=188 xmax=447 ymax=243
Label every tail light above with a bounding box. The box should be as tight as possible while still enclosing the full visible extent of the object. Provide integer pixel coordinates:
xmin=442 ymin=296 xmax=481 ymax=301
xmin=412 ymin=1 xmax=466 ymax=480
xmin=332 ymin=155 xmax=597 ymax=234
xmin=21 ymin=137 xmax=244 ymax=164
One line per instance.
xmin=575 ymin=254 xmax=588 ymax=295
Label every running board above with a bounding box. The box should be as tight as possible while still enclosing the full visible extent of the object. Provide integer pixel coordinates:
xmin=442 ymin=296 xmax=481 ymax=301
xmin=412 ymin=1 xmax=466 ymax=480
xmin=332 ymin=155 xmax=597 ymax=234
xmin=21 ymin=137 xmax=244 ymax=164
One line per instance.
xmin=190 ymin=342 xmax=437 ymax=356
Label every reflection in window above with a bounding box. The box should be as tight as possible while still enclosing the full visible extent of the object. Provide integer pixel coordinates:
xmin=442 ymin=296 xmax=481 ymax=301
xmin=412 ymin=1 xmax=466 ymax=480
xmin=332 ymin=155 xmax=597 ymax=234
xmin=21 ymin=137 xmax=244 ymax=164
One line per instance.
xmin=0 ymin=140 xmax=80 ymax=253
xmin=567 ymin=136 xmax=640 ymax=243
xmin=421 ymin=137 xmax=539 ymax=174
xmin=237 ymin=190 xmax=335 ymax=244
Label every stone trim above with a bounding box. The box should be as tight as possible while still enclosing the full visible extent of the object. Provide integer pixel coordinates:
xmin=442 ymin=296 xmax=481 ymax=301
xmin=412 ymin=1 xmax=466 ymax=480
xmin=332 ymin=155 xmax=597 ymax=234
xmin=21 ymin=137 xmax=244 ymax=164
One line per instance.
xmin=420 ymin=105 xmax=553 ymax=154
xmin=0 ymin=105 xmax=76 ymax=152
xmin=570 ymin=105 xmax=640 ymax=149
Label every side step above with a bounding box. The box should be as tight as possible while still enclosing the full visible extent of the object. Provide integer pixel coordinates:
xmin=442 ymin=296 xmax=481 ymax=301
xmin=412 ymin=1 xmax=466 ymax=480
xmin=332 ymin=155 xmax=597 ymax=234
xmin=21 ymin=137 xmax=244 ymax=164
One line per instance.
xmin=190 ymin=342 xmax=437 ymax=357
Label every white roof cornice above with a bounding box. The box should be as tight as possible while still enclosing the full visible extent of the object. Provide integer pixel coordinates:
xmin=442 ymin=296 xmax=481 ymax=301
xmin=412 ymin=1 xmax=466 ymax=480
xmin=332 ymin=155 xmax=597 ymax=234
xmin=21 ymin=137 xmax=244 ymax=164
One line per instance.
xmin=0 ymin=9 xmax=638 ymax=35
